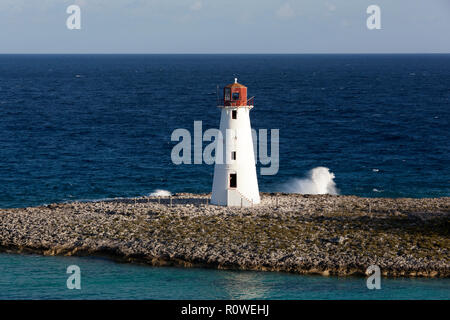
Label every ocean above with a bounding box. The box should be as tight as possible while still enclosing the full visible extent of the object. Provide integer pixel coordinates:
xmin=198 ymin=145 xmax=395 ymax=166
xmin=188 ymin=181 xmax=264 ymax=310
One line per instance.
xmin=1 ymin=253 xmax=449 ymax=300
xmin=0 ymin=54 xmax=449 ymax=299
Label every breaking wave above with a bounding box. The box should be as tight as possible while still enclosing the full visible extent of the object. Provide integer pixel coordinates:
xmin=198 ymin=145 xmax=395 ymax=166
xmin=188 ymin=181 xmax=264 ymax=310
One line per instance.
xmin=149 ymin=189 xmax=172 ymax=197
xmin=282 ymin=167 xmax=339 ymax=195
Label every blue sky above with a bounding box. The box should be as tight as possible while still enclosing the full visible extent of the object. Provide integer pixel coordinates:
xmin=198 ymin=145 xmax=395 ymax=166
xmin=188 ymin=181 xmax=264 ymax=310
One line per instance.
xmin=1 ymin=0 xmax=449 ymax=53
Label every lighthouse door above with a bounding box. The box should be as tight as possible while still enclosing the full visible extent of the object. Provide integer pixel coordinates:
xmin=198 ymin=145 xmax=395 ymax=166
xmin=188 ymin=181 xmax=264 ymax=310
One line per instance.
xmin=229 ymin=173 xmax=237 ymax=188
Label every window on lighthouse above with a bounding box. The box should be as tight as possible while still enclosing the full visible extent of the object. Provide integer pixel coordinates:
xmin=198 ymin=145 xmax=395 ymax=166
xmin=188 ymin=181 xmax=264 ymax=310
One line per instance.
xmin=225 ymin=88 xmax=231 ymax=101
xmin=231 ymin=151 xmax=236 ymax=160
xmin=229 ymin=173 xmax=237 ymax=188
xmin=232 ymin=92 xmax=240 ymax=100
xmin=232 ymin=110 xmax=237 ymax=119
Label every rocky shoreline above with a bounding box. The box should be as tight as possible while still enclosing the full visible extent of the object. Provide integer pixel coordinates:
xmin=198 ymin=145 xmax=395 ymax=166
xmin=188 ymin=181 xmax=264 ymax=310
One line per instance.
xmin=0 ymin=193 xmax=448 ymax=277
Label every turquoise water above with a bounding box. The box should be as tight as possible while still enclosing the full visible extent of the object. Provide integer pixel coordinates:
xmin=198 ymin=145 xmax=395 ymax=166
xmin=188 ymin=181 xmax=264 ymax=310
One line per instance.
xmin=0 ymin=253 xmax=448 ymax=300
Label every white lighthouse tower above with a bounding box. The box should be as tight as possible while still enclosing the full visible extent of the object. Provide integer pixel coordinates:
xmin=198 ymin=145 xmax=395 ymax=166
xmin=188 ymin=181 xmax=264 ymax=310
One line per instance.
xmin=211 ymin=78 xmax=260 ymax=207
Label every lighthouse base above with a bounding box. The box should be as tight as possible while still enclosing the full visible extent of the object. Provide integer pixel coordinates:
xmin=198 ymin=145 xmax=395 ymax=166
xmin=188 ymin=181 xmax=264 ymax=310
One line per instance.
xmin=211 ymin=189 xmax=260 ymax=207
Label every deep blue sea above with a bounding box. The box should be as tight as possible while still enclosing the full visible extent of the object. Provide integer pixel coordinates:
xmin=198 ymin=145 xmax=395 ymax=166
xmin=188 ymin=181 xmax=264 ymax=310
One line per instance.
xmin=0 ymin=54 xmax=449 ymax=299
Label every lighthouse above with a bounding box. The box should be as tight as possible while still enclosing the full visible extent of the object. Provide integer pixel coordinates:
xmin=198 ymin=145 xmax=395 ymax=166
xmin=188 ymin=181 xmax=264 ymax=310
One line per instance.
xmin=211 ymin=79 xmax=260 ymax=207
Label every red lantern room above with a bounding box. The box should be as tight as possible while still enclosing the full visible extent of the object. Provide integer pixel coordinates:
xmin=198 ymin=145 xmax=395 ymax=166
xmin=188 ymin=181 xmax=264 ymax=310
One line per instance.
xmin=223 ymin=78 xmax=253 ymax=107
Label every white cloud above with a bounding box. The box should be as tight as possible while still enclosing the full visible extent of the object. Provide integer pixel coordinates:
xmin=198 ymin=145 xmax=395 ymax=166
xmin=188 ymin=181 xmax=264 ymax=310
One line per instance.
xmin=276 ymin=2 xmax=295 ymax=19
xmin=325 ymin=2 xmax=336 ymax=12
xmin=190 ymin=0 xmax=202 ymax=11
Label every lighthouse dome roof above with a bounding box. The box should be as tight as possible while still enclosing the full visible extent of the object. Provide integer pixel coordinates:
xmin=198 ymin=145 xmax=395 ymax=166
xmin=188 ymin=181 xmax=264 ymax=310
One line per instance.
xmin=225 ymin=80 xmax=246 ymax=88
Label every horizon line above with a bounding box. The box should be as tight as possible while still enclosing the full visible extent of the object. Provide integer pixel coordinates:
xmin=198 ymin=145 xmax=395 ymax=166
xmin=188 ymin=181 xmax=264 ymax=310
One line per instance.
xmin=1 ymin=52 xmax=450 ymax=55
